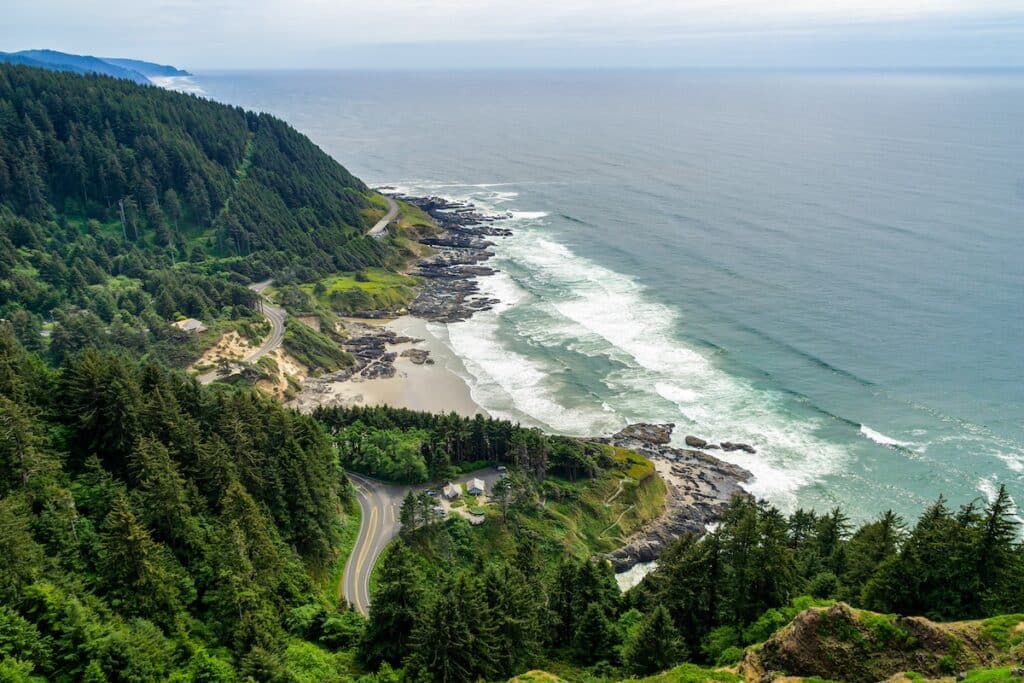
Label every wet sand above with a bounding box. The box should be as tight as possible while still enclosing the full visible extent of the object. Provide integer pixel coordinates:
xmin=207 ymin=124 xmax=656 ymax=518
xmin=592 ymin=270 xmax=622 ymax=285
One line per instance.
xmin=290 ymin=316 xmax=483 ymax=417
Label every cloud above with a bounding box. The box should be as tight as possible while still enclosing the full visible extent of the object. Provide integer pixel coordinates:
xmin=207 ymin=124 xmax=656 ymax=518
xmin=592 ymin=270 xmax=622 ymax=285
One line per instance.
xmin=2 ymin=0 xmax=1022 ymax=68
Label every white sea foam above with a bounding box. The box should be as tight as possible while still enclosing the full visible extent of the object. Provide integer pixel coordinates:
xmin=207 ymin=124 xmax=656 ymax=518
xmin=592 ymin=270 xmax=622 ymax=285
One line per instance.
xmin=859 ymin=424 xmax=914 ymax=449
xmin=615 ymin=561 xmax=657 ymax=592
xmin=508 ymin=211 xmax=549 ymax=220
xmin=394 ymin=180 xmax=857 ymax=510
xmin=149 ymin=75 xmax=206 ymax=95
xmin=996 ymin=452 xmax=1024 ymax=474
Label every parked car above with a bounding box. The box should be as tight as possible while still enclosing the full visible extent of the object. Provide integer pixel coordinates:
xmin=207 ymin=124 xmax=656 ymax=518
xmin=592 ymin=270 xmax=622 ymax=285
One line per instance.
xmin=496 ymin=465 xmax=507 ymax=472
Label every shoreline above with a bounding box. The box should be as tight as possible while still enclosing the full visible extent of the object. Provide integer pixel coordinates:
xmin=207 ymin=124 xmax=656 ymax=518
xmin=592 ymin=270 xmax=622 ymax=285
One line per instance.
xmin=289 ymin=315 xmax=484 ymax=417
xmin=287 ymin=190 xmax=754 ymax=573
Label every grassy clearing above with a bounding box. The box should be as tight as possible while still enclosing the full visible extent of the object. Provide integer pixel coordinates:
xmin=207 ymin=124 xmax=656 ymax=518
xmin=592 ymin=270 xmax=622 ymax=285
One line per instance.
xmin=979 ymin=614 xmax=1024 ymax=650
xmin=299 ymin=267 xmax=418 ymax=315
xmin=522 ymin=446 xmax=666 ymax=557
xmin=515 ymin=662 xmax=742 ymax=683
xmin=635 ymin=663 xmax=743 ymax=683
xmin=396 ymin=200 xmax=436 ymax=232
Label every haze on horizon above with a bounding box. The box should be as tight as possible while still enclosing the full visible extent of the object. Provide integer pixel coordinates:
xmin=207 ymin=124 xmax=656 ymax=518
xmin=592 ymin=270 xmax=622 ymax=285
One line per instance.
xmin=3 ymin=0 xmax=1023 ymax=70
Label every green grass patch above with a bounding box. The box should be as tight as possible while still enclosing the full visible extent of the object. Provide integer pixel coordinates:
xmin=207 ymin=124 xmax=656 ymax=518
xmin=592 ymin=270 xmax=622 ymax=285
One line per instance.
xmin=300 ymin=267 xmax=418 ymax=315
xmin=979 ymin=614 xmax=1024 ymax=650
xmin=612 ymin=446 xmax=656 ymax=480
xmin=961 ymin=667 xmax=1024 ymax=683
xmin=635 ymin=663 xmax=743 ymax=683
xmin=397 ymin=449 xmax=667 ymax=587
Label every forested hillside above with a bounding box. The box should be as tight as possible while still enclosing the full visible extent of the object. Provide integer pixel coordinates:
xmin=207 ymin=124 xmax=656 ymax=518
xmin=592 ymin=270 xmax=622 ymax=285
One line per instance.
xmin=0 ymin=64 xmax=391 ymax=366
xmin=0 ymin=324 xmax=361 ymax=681
xmin=358 ymin=483 xmax=1024 ymax=682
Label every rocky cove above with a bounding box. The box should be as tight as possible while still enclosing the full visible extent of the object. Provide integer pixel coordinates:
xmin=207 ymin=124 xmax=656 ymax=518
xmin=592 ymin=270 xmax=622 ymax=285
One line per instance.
xmin=597 ymin=423 xmax=754 ymax=572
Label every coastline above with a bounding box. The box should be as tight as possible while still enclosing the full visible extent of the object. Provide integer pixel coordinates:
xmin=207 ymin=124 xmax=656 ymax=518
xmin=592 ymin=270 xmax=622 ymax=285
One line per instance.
xmin=286 ymin=190 xmax=754 ymax=574
xmin=289 ymin=315 xmax=483 ymax=417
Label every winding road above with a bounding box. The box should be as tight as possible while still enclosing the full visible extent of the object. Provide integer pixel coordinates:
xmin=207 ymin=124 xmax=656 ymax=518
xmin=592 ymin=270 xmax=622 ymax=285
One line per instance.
xmin=368 ymin=194 xmax=399 ymax=239
xmin=197 ymin=279 xmax=286 ymax=385
xmin=341 ymin=467 xmax=503 ymax=615
xmin=197 ymin=193 xmax=394 ymax=385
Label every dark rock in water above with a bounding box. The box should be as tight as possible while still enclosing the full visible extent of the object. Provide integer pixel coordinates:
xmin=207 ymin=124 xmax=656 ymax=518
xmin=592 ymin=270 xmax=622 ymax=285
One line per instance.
xmin=720 ymin=442 xmax=756 ymax=454
xmin=612 ymin=423 xmax=675 ymax=445
xmin=685 ymin=435 xmax=708 ymax=448
xmin=380 ymin=192 xmax=514 ymax=324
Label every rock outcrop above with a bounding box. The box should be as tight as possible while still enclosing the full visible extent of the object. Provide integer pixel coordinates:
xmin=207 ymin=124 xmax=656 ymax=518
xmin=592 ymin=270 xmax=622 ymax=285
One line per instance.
xmin=393 ymin=193 xmax=512 ymax=323
xmin=598 ymin=423 xmax=753 ymax=571
xmin=739 ymin=603 xmax=1024 ymax=683
xmin=721 ymin=441 xmax=756 ymax=454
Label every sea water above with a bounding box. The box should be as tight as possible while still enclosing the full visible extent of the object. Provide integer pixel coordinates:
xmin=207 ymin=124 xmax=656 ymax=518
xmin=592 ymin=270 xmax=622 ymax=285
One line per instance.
xmin=196 ymin=69 xmax=1024 ymax=524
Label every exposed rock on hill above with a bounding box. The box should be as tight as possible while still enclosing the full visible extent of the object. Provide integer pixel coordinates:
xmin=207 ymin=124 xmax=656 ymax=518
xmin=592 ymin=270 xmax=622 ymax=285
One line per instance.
xmin=739 ymin=603 xmax=1024 ymax=683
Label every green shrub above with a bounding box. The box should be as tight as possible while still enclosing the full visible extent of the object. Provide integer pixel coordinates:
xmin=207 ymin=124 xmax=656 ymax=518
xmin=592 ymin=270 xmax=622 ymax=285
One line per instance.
xmin=716 ymin=646 xmax=744 ymax=666
xmin=320 ymin=611 xmax=365 ymax=649
xmin=701 ymin=625 xmax=740 ymax=664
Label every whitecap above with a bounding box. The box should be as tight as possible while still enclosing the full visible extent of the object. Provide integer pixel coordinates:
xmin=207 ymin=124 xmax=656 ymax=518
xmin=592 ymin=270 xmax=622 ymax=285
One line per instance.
xmin=616 ymin=561 xmax=657 ymax=592
xmin=859 ymin=424 xmax=915 ymax=449
xmin=392 ymin=181 xmax=855 ymax=512
xmin=508 ymin=210 xmax=549 ymax=221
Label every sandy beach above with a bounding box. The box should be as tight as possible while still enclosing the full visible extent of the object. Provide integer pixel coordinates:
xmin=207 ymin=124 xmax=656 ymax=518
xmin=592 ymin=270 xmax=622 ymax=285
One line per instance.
xmin=290 ymin=316 xmax=483 ymax=416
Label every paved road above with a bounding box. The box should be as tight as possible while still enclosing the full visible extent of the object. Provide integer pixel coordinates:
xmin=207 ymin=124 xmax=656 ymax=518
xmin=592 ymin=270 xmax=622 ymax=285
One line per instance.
xmin=197 ymin=279 xmax=286 ymax=385
xmin=368 ymin=194 xmax=399 ymax=239
xmin=341 ymin=467 xmax=504 ymax=615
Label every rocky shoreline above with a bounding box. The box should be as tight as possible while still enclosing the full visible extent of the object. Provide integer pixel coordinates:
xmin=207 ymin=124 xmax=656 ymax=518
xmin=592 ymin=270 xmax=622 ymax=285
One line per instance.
xmin=292 ymin=191 xmax=511 ymax=398
xmin=289 ymin=194 xmax=757 ymax=565
xmin=596 ymin=423 xmax=754 ymax=571
xmin=391 ymin=192 xmax=511 ymax=323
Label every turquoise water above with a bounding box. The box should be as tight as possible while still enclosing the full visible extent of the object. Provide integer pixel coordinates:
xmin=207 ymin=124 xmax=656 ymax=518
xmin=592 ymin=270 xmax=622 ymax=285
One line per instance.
xmin=199 ymin=70 xmax=1024 ymax=522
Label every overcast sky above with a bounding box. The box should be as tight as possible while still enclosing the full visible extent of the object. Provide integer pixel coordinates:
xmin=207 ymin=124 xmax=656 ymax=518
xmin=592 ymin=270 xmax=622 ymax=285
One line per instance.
xmin=3 ymin=0 xmax=1023 ymax=69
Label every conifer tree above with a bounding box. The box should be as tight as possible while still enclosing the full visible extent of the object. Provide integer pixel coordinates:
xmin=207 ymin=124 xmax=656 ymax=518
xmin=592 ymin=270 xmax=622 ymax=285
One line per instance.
xmin=623 ymin=605 xmax=686 ymax=675
xmin=359 ymin=541 xmax=424 ymax=667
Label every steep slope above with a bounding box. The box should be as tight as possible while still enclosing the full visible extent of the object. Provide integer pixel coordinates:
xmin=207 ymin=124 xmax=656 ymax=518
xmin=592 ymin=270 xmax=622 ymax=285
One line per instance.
xmin=102 ymin=56 xmax=192 ymax=78
xmin=0 ymin=323 xmax=362 ymax=681
xmin=0 ymin=49 xmax=151 ymax=82
xmin=0 ymin=63 xmax=388 ymax=366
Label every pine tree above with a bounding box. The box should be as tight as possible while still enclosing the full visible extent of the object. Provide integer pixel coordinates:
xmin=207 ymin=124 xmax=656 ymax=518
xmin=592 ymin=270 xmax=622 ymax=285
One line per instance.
xmin=481 ymin=562 xmax=541 ymax=676
xmin=571 ymin=602 xmax=613 ymax=665
xmin=98 ymin=495 xmax=193 ymax=625
xmin=623 ymin=605 xmax=686 ymax=675
xmin=359 ymin=541 xmax=424 ymax=667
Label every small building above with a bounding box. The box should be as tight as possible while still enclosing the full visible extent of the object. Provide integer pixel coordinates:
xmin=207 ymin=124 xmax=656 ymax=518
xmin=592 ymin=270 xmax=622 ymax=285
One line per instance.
xmin=466 ymin=478 xmax=485 ymax=496
xmin=172 ymin=318 xmax=207 ymax=333
xmin=442 ymin=483 xmax=461 ymax=500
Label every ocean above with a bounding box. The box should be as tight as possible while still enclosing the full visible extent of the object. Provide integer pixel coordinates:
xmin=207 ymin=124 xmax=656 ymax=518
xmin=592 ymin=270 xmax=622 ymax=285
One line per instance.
xmin=195 ymin=69 xmax=1024 ymax=524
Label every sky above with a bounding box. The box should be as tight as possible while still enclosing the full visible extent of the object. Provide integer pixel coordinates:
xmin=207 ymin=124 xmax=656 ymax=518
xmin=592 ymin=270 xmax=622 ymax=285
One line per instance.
xmin=3 ymin=0 xmax=1023 ymax=69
